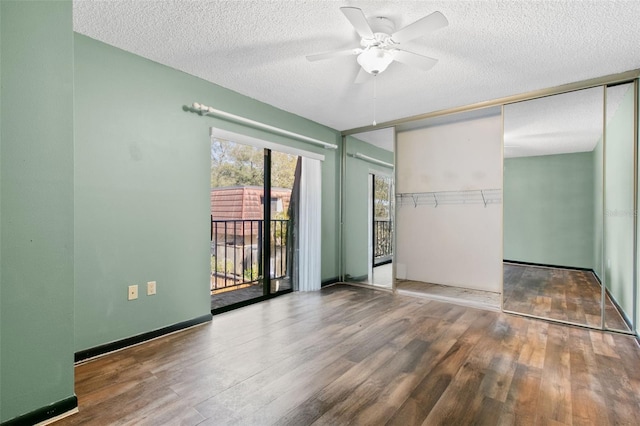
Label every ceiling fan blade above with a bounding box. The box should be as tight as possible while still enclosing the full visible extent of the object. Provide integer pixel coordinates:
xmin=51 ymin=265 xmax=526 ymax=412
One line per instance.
xmin=391 ymin=11 xmax=448 ymax=44
xmin=393 ymin=49 xmax=438 ymax=72
xmin=306 ymin=48 xmax=360 ymax=62
xmin=340 ymin=7 xmax=374 ymax=39
xmin=354 ymin=67 xmax=370 ymax=84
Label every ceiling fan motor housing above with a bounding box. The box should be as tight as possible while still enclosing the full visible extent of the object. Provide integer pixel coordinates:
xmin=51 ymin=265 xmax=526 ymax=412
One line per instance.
xmin=357 ymin=16 xmax=397 ymax=74
xmin=360 ymin=17 xmax=396 ymax=47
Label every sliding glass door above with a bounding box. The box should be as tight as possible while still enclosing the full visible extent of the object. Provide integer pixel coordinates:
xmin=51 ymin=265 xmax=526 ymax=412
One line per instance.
xmin=210 ymin=138 xmax=299 ymax=313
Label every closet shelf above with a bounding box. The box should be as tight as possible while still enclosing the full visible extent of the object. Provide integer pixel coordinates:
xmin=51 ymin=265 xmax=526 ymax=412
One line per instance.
xmin=396 ymin=189 xmax=502 ymax=208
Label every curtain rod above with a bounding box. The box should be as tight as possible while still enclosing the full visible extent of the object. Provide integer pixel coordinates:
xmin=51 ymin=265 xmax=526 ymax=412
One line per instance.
xmin=349 ymin=152 xmax=394 ymax=168
xmin=190 ymin=102 xmax=337 ymax=150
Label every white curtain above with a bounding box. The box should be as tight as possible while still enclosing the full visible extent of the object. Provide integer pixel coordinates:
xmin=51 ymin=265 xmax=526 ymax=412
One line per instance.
xmin=298 ymin=156 xmax=322 ymax=291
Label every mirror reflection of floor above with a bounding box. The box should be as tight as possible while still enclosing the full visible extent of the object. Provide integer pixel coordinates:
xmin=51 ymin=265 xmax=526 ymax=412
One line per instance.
xmin=371 ymin=263 xmax=393 ymax=287
xmin=396 ymin=280 xmax=501 ymax=311
xmin=503 ymin=263 xmax=630 ymax=331
xmin=351 ymin=263 xmax=393 ymax=288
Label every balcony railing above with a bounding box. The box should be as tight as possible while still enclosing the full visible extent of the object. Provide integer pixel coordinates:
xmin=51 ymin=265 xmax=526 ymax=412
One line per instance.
xmin=373 ymin=219 xmax=393 ymax=266
xmin=210 ymin=219 xmax=289 ymax=292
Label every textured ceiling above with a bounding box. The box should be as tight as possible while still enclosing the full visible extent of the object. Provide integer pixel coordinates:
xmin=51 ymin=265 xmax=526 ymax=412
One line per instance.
xmin=73 ymin=0 xmax=640 ymax=132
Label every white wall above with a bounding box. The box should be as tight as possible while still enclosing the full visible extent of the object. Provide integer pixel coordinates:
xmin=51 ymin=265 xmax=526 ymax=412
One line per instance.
xmin=396 ymin=113 xmax=503 ymax=292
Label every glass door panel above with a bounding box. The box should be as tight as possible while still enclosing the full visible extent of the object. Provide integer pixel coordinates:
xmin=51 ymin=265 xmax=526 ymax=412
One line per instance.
xmin=210 ymin=138 xmax=266 ymax=311
xmin=269 ymin=150 xmax=301 ymax=294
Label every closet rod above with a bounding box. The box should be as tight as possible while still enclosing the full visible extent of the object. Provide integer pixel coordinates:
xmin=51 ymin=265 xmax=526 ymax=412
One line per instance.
xmin=190 ymin=102 xmax=338 ymax=150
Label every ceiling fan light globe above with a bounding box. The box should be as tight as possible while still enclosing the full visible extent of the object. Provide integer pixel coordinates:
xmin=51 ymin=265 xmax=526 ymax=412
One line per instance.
xmin=357 ymin=48 xmax=394 ymax=75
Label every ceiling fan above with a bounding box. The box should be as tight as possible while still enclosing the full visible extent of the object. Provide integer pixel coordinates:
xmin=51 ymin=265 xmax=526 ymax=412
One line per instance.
xmin=306 ymin=7 xmax=448 ymax=83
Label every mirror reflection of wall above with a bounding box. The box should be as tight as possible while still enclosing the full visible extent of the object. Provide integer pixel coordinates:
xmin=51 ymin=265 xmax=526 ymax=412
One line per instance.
xmin=503 ymin=87 xmax=604 ymax=327
xmin=503 ymin=83 xmax=637 ymax=334
xmin=603 ymin=82 xmax=636 ymax=332
xmin=343 ymin=128 xmax=395 ymax=289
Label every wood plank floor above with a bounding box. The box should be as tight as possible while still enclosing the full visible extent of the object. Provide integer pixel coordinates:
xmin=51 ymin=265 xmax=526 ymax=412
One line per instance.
xmin=396 ymin=280 xmax=501 ymax=311
xmin=503 ymin=263 xmax=630 ymax=331
xmin=57 ymin=284 xmax=640 ymax=425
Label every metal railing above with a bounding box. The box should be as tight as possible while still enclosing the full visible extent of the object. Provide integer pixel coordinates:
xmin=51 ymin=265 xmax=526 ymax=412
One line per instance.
xmin=373 ymin=219 xmax=393 ymax=266
xmin=210 ymin=219 xmax=289 ymax=292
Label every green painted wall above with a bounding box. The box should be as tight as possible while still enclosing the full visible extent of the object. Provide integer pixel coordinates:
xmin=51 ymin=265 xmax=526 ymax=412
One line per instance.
xmin=604 ymin=84 xmax=635 ymax=324
xmin=74 ymin=34 xmax=341 ymax=351
xmin=343 ymin=136 xmax=393 ymax=280
xmin=0 ymin=1 xmax=75 ymax=422
xmin=504 ymin=151 xmax=595 ymax=269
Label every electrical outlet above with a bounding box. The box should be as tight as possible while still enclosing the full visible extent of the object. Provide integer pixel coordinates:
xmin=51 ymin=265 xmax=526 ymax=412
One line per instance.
xmin=128 ymin=285 xmax=138 ymax=300
xmin=147 ymin=281 xmax=156 ymax=296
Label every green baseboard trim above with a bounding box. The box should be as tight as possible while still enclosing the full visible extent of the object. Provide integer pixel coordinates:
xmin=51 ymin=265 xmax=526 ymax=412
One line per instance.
xmin=74 ymin=314 xmax=212 ymax=363
xmin=1 ymin=395 xmax=77 ymax=426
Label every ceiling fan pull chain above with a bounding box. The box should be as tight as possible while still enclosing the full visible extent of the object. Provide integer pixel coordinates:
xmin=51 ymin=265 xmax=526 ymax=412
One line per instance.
xmin=373 ymin=74 xmax=377 ymax=126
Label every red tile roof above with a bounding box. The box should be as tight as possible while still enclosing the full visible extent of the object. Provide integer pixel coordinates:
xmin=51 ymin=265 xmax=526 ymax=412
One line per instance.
xmin=210 ymin=186 xmax=291 ymax=221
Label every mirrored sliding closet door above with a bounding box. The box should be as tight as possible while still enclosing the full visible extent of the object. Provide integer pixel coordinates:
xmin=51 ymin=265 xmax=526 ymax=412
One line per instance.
xmin=503 ymin=81 xmax=638 ymax=334
xmin=603 ymin=81 xmax=636 ymax=332
xmin=342 ymin=128 xmax=395 ymax=289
